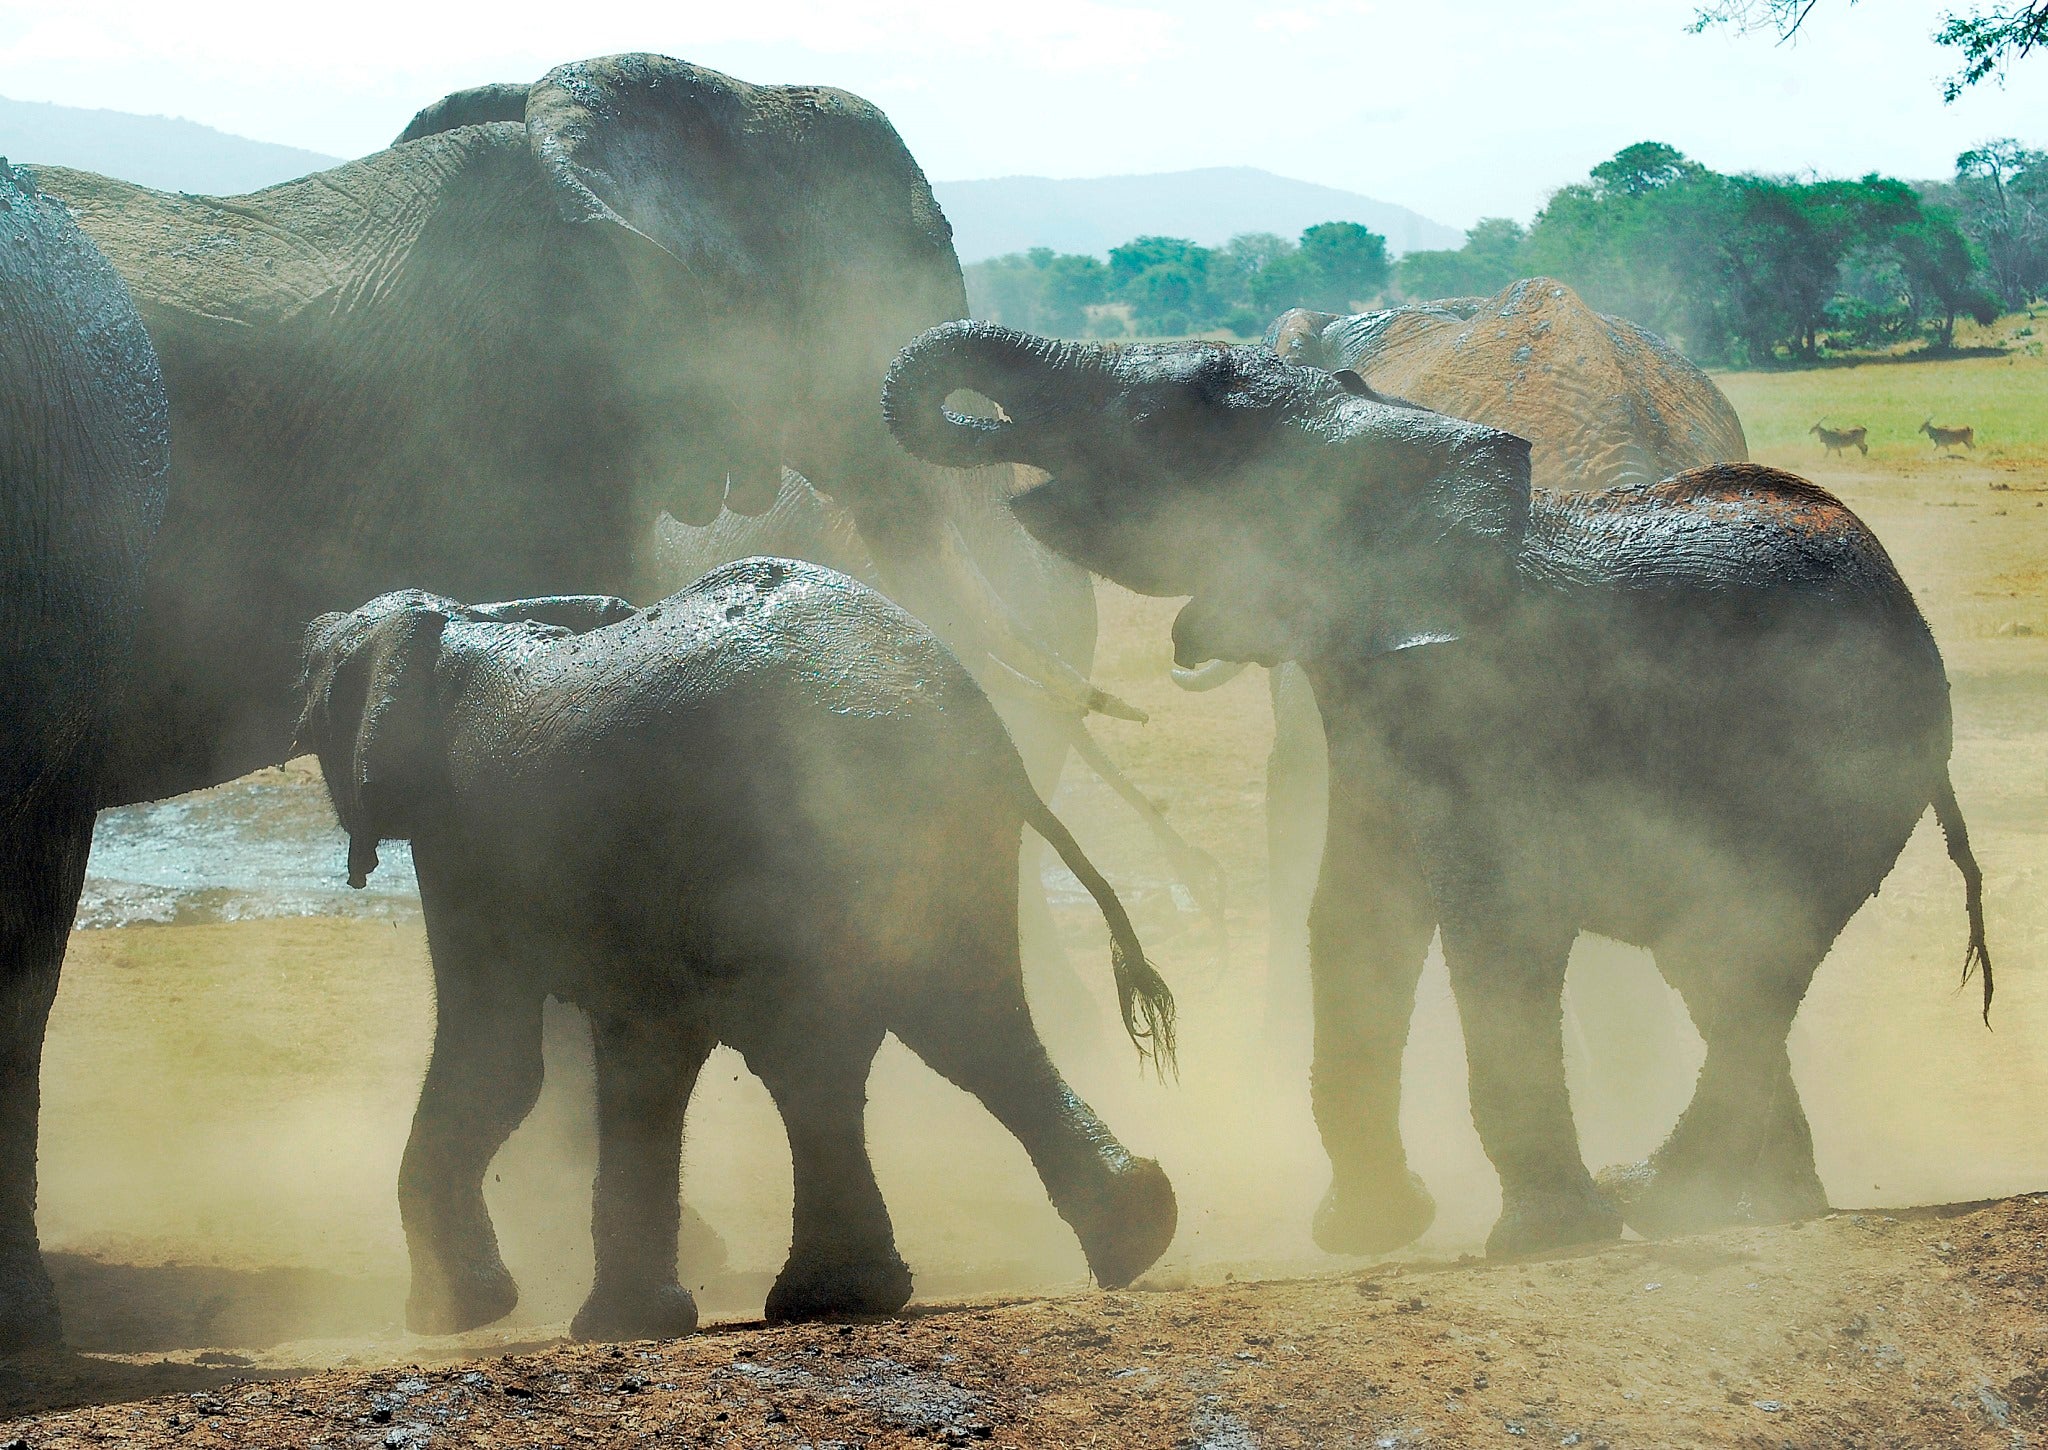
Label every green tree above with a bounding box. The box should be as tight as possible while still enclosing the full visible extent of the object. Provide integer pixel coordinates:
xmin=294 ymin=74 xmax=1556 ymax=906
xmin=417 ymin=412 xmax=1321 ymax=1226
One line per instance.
xmin=1952 ymin=140 xmax=2048 ymax=308
xmin=1108 ymin=236 xmax=1219 ymax=335
xmin=1038 ymin=252 xmax=1110 ymax=335
xmin=1590 ymin=141 xmax=1696 ymax=197
xmin=1892 ymin=205 xmax=2002 ymax=347
xmin=1397 ymin=217 xmax=1527 ymax=300
xmin=1298 ymin=222 xmax=1390 ymax=310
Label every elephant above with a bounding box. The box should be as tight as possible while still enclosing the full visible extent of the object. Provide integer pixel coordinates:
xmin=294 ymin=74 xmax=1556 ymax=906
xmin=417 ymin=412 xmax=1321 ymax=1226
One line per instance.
xmin=884 ymin=321 xmax=1991 ymax=1259
xmin=291 ymin=563 xmax=1179 ymax=1338
xmin=4 ymin=53 xmax=1131 ymax=1346
xmin=0 ymin=162 xmax=168 ymax=1350
xmin=651 ymin=471 xmax=1225 ymax=1034
xmin=1266 ymin=279 xmax=1749 ymax=486
xmin=1182 ymin=280 xmax=1752 ymax=1036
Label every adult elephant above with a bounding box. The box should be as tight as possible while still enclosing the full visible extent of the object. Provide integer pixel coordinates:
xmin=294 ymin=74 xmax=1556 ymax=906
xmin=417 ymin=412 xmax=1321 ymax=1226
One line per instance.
xmin=1181 ymin=280 xmax=1751 ymax=1036
xmin=6 ymin=54 xmax=1123 ymax=1348
xmin=0 ymin=163 xmax=169 ymax=1349
xmin=884 ymin=321 xmax=1989 ymax=1259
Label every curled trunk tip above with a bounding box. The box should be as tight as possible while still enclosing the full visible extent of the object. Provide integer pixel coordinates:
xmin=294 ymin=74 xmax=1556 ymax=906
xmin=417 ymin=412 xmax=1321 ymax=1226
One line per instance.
xmin=883 ymin=320 xmax=1102 ymax=470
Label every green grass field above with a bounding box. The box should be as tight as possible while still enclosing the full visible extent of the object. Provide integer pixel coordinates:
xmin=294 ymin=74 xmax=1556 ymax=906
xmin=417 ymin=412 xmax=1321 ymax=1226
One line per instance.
xmin=1714 ymin=311 xmax=2048 ymax=470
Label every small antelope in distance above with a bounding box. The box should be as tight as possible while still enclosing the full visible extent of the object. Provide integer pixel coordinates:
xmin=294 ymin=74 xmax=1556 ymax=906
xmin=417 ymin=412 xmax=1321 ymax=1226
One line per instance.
xmin=1921 ymin=419 xmax=1976 ymax=453
xmin=1809 ymin=423 xmax=1868 ymax=457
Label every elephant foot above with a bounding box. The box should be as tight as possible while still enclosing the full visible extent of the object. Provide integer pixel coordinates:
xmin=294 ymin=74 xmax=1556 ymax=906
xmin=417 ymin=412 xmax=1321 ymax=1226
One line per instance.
xmin=1069 ymin=1158 xmax=1178 ymax=1288
xmin=0 ymin=1242 xmax=63 ymax=1351
xmin=765 ymin=1253 xmax=913 ymax=1325
xmin=572 ymin=1281 xmax=699 ymax=1343
xmin=1597 ymin=1153 xmax=1828 ymax=1239
xmin=407 ymin=1256 xmax=519 ymax=1336
xmin=1486 ymin=1178 xmax=1623 ymax=1258
xmin=1312 ymin=1172 xmax=1436 ymax=1257
xmin=677 ymin=1204 xmax=729 ymax=1282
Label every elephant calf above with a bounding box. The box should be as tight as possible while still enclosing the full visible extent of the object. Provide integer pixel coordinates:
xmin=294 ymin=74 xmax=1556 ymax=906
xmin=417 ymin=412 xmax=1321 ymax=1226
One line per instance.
xmin=293 ymin=560 xmax=1177 ymax=1339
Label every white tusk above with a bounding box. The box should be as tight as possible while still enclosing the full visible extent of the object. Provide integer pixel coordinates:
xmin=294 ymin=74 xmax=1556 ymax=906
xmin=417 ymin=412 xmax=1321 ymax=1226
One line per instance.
xmin=881 ymin=521 xmax=1149 ymax=724
xmin=1170 ymin=660 xmax=1250 ymax=693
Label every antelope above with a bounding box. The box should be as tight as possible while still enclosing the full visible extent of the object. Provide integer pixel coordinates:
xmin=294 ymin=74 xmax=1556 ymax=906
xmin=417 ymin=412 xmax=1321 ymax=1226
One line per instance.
xmin=1921 ymin=419 xmax=1975 ymax=453
xmin=1809 ymin=422 xmax=1868 ymax=457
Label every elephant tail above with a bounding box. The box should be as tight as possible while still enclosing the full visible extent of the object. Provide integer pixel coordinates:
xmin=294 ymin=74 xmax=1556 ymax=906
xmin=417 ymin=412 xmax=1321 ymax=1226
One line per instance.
xmin=1932 ymin=770 xmax=1993 ymax=1025
xmin=1016 ymin=778 xmax=1178 ymax=1077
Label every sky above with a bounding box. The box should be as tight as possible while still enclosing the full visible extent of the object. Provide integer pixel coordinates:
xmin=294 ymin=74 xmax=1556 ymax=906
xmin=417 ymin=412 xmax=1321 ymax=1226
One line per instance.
xmin=0 ymin=0 xmax=2038 ymax=230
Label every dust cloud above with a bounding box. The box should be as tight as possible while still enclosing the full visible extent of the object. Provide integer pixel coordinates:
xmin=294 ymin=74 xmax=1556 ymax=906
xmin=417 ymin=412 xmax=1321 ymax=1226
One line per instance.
xmin=33 ymin=461 xmax=2048 ymax=1373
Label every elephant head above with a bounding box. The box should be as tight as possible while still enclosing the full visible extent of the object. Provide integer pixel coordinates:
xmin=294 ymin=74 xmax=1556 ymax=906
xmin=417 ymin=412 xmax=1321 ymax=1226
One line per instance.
xmin=294 ymin=590 xmax=638 ymax=885
xmin=417 ymin=54 xmax=971 ymax=533
xmin=390 ymin=56 xmax=1124 ymax=718
xmin=883 ymin=322 xmax=1533 ymax=670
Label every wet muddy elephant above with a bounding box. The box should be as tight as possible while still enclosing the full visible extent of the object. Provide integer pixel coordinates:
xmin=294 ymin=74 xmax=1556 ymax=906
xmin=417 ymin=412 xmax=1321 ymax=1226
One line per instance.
xmin=293 ymin=565 xmax=1177 ymax=1337
xmin=4 ymin=51 xmax=1129 ymax=1348
xmin=0 ymin=164 xmax=168 ymax=1351
xmin=1183 ymin=280 xmax=1750 ymax=1037
xmin=886 ymin=321 xmax=1990 ymax=1259
xmin=648 ymin=469 xmax=1111 ymax=1035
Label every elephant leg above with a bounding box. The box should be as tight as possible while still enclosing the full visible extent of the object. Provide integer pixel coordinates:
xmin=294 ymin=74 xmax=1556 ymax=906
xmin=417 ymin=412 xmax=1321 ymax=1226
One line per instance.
xmin=1439 ymin=910 xmax=1621 ymax=1257
xmin=1600 ymin=918 xmax=1830 ymax=1237
xmin=399 ymin=898 xmax=545 ymax=1336
xmin=571 ymin=1011 xmax=716 ymax=1342
xmin=893 ymin=961 xmax=1176 ymax=1290
xmin=1263 ymin=663 xmax=1328 ymax=1057
xmin=745 ymin=1017 xmax=911 ymax=1324
xmin=0 ymin=803 xmax=94 ymax=1351
xmin=1306 ymin=779 xmax=1438 ymax=1256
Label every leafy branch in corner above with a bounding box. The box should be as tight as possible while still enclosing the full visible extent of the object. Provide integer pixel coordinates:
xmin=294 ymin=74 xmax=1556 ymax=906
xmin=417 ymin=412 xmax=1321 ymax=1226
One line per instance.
xmin=1689 ymin=0 xmax=2046 ymax=99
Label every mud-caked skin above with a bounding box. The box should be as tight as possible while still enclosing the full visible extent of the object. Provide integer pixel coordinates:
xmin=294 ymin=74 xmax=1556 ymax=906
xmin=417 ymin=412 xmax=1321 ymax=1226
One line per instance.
xmin=293 ymin=563 xmax=1177 ymax=1337
xmin=0 ymin=163 xmax=168 ymax=1348
xmin=885 ymin=322 xmax=1991 ymax=1260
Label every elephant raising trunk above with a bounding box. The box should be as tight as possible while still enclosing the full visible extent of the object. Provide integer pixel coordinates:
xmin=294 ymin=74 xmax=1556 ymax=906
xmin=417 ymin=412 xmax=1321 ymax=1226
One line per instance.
xmin=882 ymin=322 xmax=1115 ymax=474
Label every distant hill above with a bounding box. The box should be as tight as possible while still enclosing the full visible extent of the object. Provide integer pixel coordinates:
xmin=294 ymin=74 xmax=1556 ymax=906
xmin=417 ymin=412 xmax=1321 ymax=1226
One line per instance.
xmin=933 ymin=166 xmax=1463 ymax=261
xmin=0 ymin=96 xmax=337 ymax=195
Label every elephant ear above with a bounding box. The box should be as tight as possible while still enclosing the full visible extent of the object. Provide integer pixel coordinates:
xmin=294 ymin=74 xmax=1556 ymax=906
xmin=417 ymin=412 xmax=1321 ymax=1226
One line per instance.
xmin=1343 ymin=424 xmax=1533 ymax=659
xmin=294 ymin=597 xmax=450 ymax=887
xmin=524 ymin=55 xmax=787 ymax=303
xmin=1169 ymin=422 xmax=1534 ymax=670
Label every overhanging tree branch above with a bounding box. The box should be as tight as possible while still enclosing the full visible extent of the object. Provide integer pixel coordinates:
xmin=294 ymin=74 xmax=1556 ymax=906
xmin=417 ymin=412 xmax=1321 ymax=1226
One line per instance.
xmin=1690 ymin=0 xmax=2045 ymax=98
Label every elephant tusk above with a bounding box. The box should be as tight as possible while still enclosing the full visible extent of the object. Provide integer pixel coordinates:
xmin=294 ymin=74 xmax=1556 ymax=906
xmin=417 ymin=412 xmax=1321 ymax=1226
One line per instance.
xmin=1169 ymin=659 xmax=1250 ymax=693
xmin=885 ymin=521 xmax=1149 ymax=724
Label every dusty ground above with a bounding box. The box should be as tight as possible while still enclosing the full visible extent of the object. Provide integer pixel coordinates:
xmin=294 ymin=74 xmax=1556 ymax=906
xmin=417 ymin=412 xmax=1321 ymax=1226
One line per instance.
xmin=10 ymin=1195 xmax=2048 ymax=1446
xmin=5 ymin=349 xmax=2048 ymax=1444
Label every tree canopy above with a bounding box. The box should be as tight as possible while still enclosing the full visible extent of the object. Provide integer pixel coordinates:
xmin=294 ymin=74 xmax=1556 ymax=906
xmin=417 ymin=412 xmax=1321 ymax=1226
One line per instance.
xmin=963 ymin=220 xmax=1392 ymax=339
xmin=964 ymin=140 xmax=2042 ymax=362
xmin=1395 ymin=141 xmax=2037 ymax=362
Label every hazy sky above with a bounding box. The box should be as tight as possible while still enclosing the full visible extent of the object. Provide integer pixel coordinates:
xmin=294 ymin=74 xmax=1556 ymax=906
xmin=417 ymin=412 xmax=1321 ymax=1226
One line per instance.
xmin=0 ymin=0 xmax=2037 ymax=229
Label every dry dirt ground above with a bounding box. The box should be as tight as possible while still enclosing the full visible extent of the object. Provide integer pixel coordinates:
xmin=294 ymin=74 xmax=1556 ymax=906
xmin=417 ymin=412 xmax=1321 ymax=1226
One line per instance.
xmin=8 ymin=1195 xmax=2048 ymax=1447
xmin=6 ymin=360 xmax=2048 ymax=1445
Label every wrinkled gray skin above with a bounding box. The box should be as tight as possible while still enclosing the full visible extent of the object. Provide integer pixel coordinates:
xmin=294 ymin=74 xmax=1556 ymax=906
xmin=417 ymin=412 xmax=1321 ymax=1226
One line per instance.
xmin=1229 ymin=285 xmax=1750 ymax=1051
xmin=294 ymin=564 xmax=1177 ymax=1337
xmin=649 ymin=468 xmax=1107 ymax=1033
xmin=11 ymin=53 xmax=1113 ymax=1345
xmin=0 ymin=163 xmax=168 ymax=1350
xmin=886 ymin=322 xmax=1989 ymax=1258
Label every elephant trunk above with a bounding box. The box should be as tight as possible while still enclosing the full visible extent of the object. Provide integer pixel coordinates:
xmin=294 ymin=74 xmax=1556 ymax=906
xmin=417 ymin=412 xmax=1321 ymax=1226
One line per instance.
xmin=883 ymin=321 xmax=1113 ymax=471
